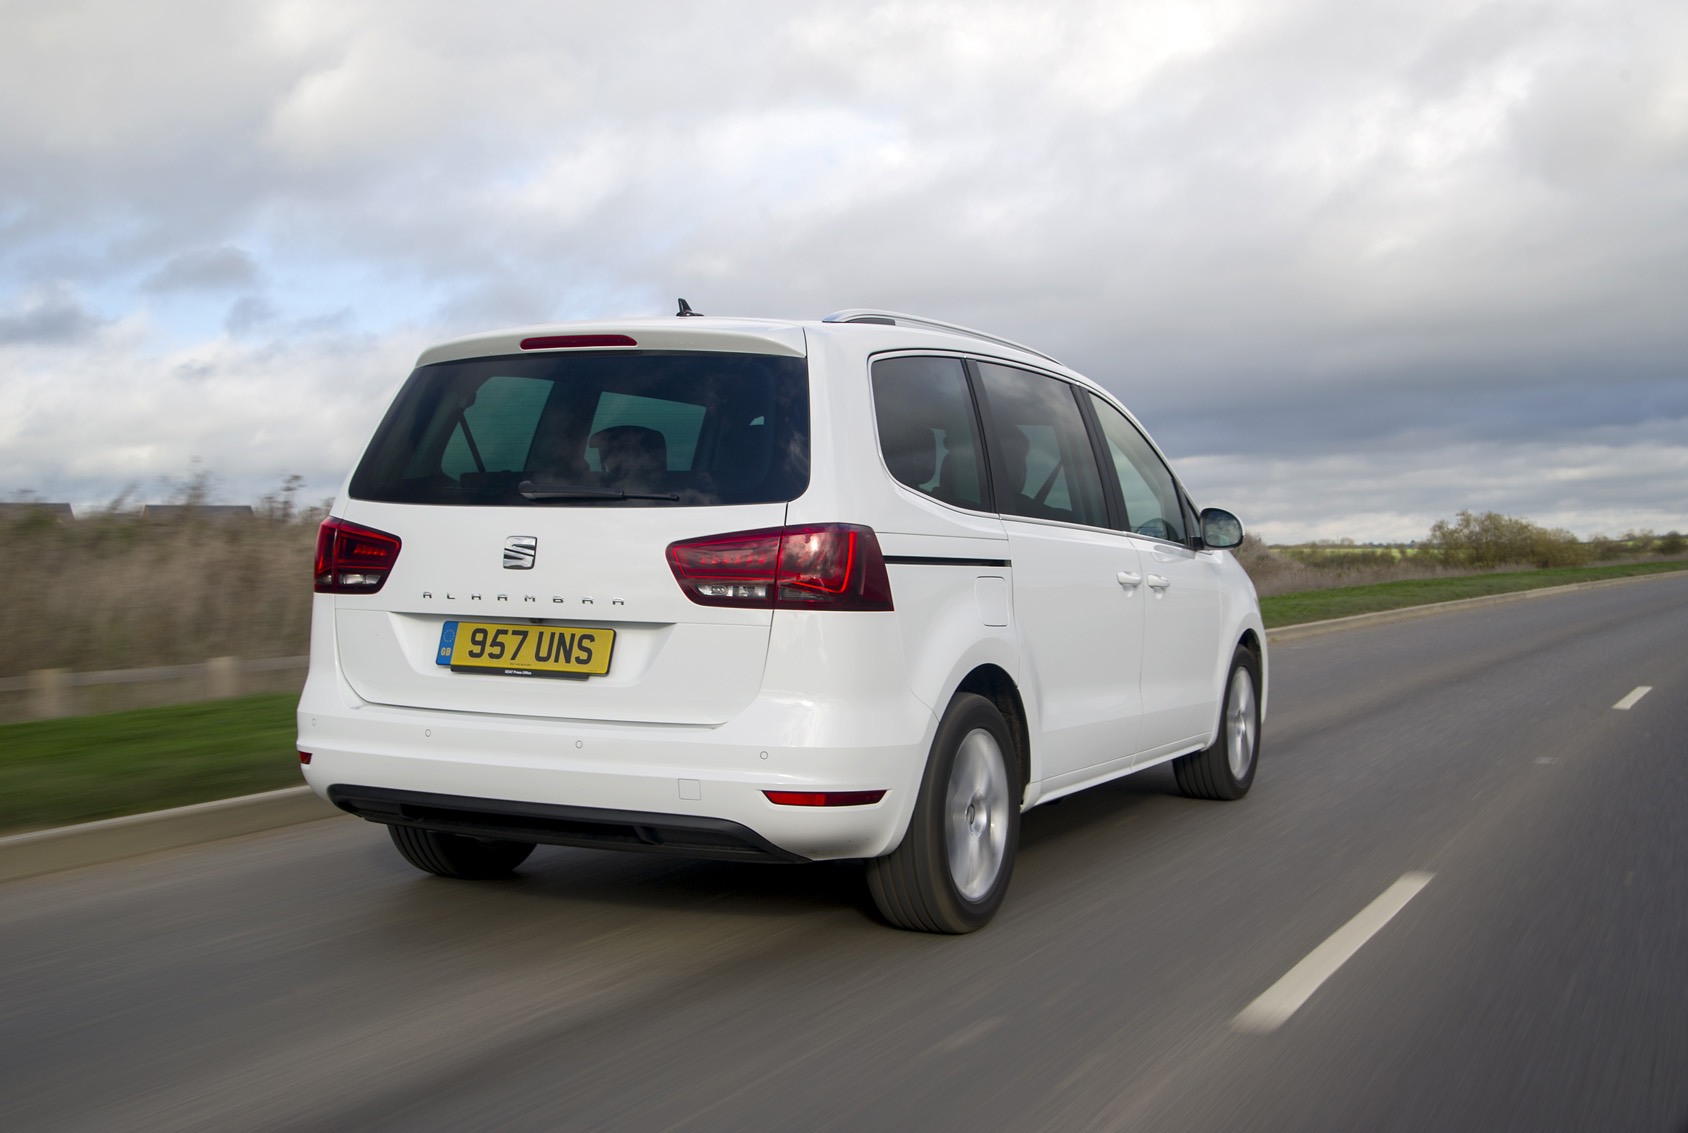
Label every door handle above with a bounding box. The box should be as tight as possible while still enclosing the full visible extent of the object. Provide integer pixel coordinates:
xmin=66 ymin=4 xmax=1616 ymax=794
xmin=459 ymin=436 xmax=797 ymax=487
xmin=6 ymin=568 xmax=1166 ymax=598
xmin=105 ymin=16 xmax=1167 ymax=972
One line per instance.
xmin=1117 ymin=571 xmax=1142 ymax=587
xmin=1147 ymin=574 xmax=1171 ymax=590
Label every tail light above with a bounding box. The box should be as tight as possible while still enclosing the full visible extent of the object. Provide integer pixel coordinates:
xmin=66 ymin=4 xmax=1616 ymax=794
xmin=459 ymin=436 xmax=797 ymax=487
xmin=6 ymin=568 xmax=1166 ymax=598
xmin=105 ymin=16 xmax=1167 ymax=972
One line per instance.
xmin=314 ymin=517 xmax=401 ymax=594
xmin=667 ymin=524 xmax=894 ymax=611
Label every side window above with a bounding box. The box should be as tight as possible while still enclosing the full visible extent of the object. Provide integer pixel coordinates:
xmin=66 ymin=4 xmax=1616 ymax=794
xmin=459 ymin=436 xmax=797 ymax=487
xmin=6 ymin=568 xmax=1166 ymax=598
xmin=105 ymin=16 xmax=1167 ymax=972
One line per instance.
xmin=1087 ymin=393 xmax=1186 ymax=543
xmin=871 ymin=356 xmax=989 ymax=510
xmin=974 ymin=363 xmax=1107 ymax=528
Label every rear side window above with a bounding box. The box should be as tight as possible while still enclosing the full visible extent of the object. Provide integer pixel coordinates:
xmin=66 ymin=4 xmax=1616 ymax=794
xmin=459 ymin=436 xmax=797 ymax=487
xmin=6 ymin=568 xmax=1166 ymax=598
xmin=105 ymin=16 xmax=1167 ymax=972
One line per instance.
xmin=350 ymin=351 xmax=808 ymax=507
xmin=1087 ymin=393 xmax=1186 ymax=542
xmin=871 ymin=356 xmax=989 ymax=510
xmin=974 ymin=363 xmax=1107 ymax=528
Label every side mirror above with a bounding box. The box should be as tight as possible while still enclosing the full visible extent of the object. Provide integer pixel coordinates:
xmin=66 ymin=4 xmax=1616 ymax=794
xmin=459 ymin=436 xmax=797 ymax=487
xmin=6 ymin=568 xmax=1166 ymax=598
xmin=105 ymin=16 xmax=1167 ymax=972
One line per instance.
xmin=1200 ymin=507 xmax=1244 ymax=550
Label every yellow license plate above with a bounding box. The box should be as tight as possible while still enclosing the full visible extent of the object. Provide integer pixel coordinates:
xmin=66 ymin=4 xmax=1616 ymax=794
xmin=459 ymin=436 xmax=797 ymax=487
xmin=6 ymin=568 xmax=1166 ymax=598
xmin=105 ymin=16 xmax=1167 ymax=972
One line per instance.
xmin=436 ymin=621 xmax=614 ymax=679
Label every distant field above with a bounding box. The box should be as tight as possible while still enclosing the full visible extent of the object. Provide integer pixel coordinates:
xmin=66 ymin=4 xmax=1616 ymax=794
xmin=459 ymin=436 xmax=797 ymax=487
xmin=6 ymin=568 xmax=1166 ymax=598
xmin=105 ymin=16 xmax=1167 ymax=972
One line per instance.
xmin=1272 ymin=538 xmax=1663 ymax=559
xmin=0 ymin=693 xmax=300 ymax=835
xmin=1259 ymin=559 xmax=1688 ymax=628
xmin=1276 ymin=543 xmax=1425 ymax=559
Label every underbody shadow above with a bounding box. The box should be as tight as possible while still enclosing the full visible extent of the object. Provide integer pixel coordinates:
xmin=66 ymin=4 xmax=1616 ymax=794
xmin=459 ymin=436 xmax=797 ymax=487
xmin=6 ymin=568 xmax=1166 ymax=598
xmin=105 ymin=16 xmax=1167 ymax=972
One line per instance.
xmin=1018 ymin=762 xmax=1186 ymax=854
xmin=353 ymin=821 xmax=879 ymax=924
xmin=347 ymin=763 xmax=1192 ymax=929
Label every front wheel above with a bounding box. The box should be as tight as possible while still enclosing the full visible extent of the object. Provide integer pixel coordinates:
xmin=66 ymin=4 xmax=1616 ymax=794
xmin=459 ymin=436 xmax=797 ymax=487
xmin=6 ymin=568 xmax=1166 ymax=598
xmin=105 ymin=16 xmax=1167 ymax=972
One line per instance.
xmin=1173 ymin=645 xmax=1261 ymax=801
xmin=867 ymin=694 xmax=1020 ymax=933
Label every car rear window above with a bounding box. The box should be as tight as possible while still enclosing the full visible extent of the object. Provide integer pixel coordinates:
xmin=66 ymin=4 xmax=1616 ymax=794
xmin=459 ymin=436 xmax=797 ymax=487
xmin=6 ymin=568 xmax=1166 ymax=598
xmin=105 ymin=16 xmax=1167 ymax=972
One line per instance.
xmin=349 ymin=351 xmax=809 ymax=507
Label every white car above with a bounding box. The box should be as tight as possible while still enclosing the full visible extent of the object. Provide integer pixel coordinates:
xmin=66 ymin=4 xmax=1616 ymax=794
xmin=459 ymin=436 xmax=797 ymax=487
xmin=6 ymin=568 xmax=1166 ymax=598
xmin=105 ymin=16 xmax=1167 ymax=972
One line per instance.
xmin=298 ymin=306 xmax=1266 ymax=932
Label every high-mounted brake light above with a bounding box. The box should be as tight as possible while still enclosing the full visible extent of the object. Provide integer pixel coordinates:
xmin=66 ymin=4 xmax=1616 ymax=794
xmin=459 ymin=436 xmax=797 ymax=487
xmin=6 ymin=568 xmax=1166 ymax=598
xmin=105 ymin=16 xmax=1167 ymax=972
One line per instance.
xmin=667 ymin=524 xmax=894 ymax=611
xmin=764 ymin=790 xmax=887 ymax=807
xmin=519 ymin=334 xmax=638 ymax=349
xmin=314 ymin=517 xmax=402 ymax=594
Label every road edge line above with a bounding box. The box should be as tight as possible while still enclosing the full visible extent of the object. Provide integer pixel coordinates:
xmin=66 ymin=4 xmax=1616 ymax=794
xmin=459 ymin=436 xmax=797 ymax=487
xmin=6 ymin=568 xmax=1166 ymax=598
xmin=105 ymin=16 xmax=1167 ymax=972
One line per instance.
xmin=1265 ymin=570 xmax=1684 ymax=643
xmin=0 ymin=786 xmax=346 ymax=884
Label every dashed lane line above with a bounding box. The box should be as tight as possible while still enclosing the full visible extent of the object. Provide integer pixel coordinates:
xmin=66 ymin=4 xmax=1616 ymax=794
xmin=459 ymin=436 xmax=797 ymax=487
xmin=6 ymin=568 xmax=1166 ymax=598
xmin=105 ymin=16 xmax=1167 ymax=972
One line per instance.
xmin=1232 ymin=873 xmax=1435 ymax=1035
xmin=1613 ymin=686 xmax=1652 ymax=711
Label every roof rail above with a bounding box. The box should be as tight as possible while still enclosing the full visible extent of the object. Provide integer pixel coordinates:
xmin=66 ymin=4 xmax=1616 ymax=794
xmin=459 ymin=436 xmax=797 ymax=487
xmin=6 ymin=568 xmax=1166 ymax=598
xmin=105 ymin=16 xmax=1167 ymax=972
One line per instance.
xmin=820 ymin=309 xmax=1063 ymax=367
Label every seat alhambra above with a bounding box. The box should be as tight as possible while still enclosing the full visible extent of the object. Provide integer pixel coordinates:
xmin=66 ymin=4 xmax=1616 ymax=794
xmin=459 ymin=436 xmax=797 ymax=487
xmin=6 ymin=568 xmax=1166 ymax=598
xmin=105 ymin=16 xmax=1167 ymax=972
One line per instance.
xmin=298 ymin=307 xmax=1266 ymax=932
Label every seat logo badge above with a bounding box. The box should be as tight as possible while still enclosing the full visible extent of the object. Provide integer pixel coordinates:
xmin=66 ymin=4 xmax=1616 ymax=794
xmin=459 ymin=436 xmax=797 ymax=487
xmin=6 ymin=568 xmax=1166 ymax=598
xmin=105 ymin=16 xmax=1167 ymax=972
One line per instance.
xmin=503 ymin=536 xmax=537 ymax=570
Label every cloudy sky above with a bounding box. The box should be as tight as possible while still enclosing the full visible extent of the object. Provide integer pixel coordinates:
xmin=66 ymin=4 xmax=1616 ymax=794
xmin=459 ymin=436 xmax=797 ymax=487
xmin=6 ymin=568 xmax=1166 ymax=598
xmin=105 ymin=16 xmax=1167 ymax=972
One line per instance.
xmin=1 ymin=0 xmax=1683 ymax=541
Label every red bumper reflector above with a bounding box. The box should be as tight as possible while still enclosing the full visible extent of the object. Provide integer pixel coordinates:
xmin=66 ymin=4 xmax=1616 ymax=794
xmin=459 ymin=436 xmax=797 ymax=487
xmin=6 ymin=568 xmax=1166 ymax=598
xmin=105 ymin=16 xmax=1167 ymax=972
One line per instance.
xmin=763 ymin=790 xmax=886 ymax=807
xmin=298 ymin=751 xmax=312 ymax=765
xmin=520 ymin=334 xmax=638 ymax=349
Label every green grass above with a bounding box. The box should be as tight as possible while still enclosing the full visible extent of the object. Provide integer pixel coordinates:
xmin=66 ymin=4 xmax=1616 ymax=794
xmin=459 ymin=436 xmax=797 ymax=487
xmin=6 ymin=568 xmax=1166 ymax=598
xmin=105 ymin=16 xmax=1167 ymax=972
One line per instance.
xmin=1260 ymin=559 xmax=1688 ymax=629
xmin=0 ymin=693 xmax=300 ymax=835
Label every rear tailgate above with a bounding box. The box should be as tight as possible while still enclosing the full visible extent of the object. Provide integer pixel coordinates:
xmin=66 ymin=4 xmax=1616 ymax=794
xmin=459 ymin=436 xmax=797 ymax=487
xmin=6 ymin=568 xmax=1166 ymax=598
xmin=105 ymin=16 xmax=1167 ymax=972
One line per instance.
xmin=333 ymin=502 xmax=785 ymax=725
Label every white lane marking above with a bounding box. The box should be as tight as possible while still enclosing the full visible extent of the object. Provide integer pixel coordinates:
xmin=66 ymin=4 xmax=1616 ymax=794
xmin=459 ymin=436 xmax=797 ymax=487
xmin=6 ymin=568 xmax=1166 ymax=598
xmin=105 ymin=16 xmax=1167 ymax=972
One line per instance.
xmin=1233 ymin=872 xmax=1434 ymax=1034
xmin=1613 ymin=686 xmax=1652 ymax=711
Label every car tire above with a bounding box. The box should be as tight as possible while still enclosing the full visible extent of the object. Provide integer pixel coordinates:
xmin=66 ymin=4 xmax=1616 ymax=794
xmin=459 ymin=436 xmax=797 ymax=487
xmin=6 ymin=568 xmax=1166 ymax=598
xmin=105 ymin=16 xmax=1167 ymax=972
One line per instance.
xmin=388 ymin=824 xmax=536 ymax=879
xmin=867 ymin=693 xmax=1020 ymax=933
xmin=1173 ymin=645 xmax=1261 ymax=801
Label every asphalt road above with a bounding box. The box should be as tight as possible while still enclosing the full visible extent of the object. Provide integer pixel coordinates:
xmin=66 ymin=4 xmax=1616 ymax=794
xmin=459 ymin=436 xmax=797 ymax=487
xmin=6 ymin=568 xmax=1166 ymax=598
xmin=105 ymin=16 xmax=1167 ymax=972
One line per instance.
xmin=3 ymin=576 xmax=1685 ymax=1131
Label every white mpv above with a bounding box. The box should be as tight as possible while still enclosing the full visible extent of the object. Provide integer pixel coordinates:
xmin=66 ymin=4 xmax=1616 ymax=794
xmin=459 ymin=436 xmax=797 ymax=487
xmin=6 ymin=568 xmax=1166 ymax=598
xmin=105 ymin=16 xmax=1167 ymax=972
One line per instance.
xmin=298 ymin=307 xmax=1266 ymax=932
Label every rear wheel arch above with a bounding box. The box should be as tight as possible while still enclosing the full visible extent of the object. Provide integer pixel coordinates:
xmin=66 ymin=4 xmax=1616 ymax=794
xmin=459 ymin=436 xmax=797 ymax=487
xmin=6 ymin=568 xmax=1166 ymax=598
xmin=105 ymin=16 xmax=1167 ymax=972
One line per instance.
xmin=953 ymin=664 xmax=1029 ymax=803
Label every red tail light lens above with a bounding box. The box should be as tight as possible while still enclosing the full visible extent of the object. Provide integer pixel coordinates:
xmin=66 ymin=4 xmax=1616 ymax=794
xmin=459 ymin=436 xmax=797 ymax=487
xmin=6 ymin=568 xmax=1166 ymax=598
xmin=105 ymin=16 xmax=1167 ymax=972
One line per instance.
xmin=764 ymin=790 xmax=887 ymax=806
xmin=314 ymin=517 xmax=402 ymax=594
xmin=665 ymin=528 xmax=783 ymax=606
xmin=667 ymin=524 xmax=893 ymax=611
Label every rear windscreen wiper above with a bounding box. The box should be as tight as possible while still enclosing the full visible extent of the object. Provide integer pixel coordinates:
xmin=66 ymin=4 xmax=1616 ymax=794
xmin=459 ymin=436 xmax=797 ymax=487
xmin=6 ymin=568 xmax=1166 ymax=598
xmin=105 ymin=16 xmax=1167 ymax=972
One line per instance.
xmin=517 ymin=481 xmax=680 ymax=502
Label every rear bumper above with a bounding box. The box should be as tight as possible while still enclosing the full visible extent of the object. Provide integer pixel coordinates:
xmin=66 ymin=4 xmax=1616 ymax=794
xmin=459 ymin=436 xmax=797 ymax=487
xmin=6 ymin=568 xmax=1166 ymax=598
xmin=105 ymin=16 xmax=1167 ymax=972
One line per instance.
xmin=329 ymin=785 xmax=806 ymax=863
xmin=297 ymin=676 xmax=936 ymax=863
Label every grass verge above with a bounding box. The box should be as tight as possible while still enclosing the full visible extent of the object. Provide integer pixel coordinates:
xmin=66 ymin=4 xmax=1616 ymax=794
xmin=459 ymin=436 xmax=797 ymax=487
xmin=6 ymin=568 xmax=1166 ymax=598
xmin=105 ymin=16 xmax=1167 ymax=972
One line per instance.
xmin=1259 ymin=558 xmax=1688 ymax=629
xmin=0 ymin=693 xmax=300 ymax=836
